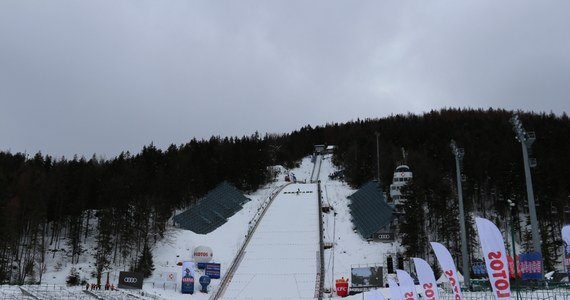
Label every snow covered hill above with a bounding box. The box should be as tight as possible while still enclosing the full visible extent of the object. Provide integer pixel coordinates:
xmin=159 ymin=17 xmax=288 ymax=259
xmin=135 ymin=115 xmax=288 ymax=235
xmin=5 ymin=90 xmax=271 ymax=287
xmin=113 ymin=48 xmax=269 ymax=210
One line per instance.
xmin=9 ymin=153 xmax=400 ymax=299
xmin=5 ymin=155 xmax=564 ymax=300
xmin=2 ymin=153 xmax=568 ymax=299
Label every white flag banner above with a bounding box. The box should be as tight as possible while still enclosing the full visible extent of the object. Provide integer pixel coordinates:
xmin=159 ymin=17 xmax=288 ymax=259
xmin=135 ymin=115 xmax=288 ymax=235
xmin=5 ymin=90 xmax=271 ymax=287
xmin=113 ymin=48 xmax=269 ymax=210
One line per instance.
xmin=366 ymin=289 xmax=387 ymax=300
xmin=412 ymin=258 xmax=440 ymax=300
xmin=475 ymin=217 xmax=512 ymax=300
xmin=430 ymin=242 xmax=463 ymax=300
xmin=387 ymin=277 xmax=404 ymax=300
xmin=396 ymin=269 xmax=418 ymax=300
xmin=562 ymin=225 xmax=570 ymax=276
xmin=563 ymin=225 xmax=570 ymax=247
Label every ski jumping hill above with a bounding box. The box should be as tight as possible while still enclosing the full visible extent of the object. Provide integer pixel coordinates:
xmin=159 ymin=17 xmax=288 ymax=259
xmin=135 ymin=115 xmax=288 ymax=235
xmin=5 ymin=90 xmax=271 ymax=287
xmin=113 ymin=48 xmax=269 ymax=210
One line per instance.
xmin=218 ymin=183 xmax=320 ymax=299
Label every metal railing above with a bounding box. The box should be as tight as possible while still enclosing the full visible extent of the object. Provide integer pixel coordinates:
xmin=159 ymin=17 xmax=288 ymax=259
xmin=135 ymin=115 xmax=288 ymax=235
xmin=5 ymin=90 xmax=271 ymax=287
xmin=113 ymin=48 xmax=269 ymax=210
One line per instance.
xmin=209 ymin=183 xmax=291 ymax=300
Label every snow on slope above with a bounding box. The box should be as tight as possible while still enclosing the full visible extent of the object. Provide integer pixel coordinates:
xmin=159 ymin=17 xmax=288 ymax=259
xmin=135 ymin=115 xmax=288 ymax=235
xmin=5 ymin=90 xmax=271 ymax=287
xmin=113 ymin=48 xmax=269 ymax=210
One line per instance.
xmin=35 ymin=154 xmax=403 ymax=299
xmin=220 ymin=183 xmax=320 ymax=299
xmin=319 ymin=154 xmax=404 ymax=298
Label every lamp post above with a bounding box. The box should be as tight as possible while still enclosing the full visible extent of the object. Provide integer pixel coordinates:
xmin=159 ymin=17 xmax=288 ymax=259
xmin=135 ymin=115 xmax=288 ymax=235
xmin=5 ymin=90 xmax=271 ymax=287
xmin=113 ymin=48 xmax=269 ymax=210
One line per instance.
xmin=375 ymin=132 xmax=380 ymax=182
xmin=508 ymin=199 xmax=520 ymax=300
xmin=450 ymin=140 xmax=469 ymax=288
xmin=510 ymin=114 xmax=542 ymax=278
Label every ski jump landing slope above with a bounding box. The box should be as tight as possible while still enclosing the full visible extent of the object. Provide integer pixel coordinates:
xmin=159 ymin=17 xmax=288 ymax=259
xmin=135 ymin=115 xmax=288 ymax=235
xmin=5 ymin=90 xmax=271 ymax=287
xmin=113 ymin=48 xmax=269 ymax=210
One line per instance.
xmin=219 ymin=183 xmax=320 ymax=299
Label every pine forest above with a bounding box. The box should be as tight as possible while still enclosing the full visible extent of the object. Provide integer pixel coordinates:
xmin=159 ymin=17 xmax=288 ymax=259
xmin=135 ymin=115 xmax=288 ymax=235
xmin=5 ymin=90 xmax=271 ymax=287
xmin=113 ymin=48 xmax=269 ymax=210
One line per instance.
xmin=1 ymin=108 xmax=569 ymax=284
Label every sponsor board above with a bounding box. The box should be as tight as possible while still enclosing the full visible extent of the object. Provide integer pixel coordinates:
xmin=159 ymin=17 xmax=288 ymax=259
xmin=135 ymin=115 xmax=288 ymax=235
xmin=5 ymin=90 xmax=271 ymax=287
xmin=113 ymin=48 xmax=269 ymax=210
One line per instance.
xmin=205 ymin=263 xmax=221 ymax=279
xmin=519 ymin=252 xmax=543 ymax=281
xmin=375 ymin=232 xmax=394 ymax=241
xmin=117 ymin=272 xmax=144 ymax=289
xmin=181 ymin=261 xmax=195 ymax=294
xmin=351 ymin=266 xmax=383 ymax=287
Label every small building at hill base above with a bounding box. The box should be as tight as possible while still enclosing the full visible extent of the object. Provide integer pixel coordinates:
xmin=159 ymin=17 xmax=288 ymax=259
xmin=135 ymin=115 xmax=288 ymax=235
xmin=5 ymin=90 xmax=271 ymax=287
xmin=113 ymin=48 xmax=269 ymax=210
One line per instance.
xmin=348 ymin=180 xmax=394 ymax=240
xmin=173 ymin=181 xmax=250 ymax=234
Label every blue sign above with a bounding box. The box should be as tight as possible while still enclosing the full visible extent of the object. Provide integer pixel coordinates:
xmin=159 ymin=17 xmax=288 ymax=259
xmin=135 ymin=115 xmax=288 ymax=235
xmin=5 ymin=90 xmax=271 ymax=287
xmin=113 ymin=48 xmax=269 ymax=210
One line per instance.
xmin=181 ymin=275 xmax=194 ymax=294
xmin=519 ymin=252 xmax=542 ymax=281
xmin=199 ymin=275 xmax=211 ymax=293
xmin=181 ymin=261 xmax=195 ymax=294
xmin=472 ymin=261 xmax=487 ymax=276
xmin=205 ymin=263 xmax=221 ymax=279
xmin=197 ymin=262 xmax=208 ymax=269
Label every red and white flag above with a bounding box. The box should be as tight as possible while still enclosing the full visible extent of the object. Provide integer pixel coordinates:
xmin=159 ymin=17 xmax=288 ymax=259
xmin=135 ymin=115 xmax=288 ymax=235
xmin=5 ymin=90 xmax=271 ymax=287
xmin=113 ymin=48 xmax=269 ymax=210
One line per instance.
xmin=430 ymin=242 xmax=463 ymax=300
xmin=413 ymin=258 xmax=440 ymax=300
xmin=475 ymin=217 xmax=511 ymax=300
xmin=396 ymin=269 xmax=418 ymax=300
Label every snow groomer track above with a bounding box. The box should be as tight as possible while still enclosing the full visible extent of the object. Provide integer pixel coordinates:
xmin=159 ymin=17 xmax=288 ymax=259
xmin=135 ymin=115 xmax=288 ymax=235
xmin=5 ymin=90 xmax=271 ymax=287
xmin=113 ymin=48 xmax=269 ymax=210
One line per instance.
xmin=217 ymin=183 xmax=321 ymax=299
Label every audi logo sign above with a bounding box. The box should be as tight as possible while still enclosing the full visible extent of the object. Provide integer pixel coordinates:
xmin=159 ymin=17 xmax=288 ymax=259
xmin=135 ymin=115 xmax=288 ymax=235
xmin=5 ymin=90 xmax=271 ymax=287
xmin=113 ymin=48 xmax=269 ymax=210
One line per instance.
xmin=375 ymin=232 xmax=394 ymax=241
xmin=117 ymin=272 xmax=144 ymax=289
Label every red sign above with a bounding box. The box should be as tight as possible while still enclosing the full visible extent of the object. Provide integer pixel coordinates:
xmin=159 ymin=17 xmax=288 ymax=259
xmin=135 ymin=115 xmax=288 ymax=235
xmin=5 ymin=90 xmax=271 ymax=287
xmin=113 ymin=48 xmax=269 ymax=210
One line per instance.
xmin=507 ymin=256 xmax=515 ymax=278
xmin=336 ymin=278 xmax=349 ymax=297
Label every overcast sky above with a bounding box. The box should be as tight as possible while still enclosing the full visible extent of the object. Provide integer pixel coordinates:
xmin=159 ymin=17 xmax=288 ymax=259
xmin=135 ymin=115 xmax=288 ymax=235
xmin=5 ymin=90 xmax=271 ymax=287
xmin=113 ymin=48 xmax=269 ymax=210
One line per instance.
xmin=1 ymin=1 xmax=569 ymax=159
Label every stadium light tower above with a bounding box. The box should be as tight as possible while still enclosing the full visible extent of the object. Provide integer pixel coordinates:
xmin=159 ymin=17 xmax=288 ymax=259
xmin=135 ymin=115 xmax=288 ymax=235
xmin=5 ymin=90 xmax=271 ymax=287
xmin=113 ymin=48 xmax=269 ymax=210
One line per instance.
xmin=510 ymin=114 xmax=542 ymax=270
xmin=450 ymin=140 xmax=469 ymax=288
xmin=375 ymin=131 xmax=381 ymax=182
xmin=507 ymin=199 xmax=521 ymax=300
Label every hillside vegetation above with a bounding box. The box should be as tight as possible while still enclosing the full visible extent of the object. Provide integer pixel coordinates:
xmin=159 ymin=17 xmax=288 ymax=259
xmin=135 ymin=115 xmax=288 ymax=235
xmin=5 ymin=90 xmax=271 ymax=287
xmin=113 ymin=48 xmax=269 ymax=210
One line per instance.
xmin=1 ymin=108 xmax=568 ymax=284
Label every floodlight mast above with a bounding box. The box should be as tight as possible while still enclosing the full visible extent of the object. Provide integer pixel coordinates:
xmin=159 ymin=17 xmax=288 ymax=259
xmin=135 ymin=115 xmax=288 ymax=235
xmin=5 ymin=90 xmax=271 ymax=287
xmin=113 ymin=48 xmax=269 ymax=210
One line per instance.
xmin=510 ymin=114 xmax=542 ymax=278
xmin=450 ymin=140 xmax=470 ymax=288
xmin=375 ymin=132 xmax=381 ymax=182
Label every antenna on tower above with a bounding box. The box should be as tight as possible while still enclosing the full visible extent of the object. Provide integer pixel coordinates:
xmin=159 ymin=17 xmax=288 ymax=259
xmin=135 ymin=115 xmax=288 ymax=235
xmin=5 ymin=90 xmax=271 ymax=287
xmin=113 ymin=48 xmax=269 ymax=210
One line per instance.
xmin=401 ymin=147 xmax=407 ymax=165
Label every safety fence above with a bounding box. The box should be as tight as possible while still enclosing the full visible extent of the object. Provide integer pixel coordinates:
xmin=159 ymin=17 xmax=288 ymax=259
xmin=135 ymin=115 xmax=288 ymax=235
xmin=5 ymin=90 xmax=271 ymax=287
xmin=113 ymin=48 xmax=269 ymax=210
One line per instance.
xmin=438 ymin=287 xmax=570 ymax=300
xmin=209 ymin=183 xmax=291 ymax=300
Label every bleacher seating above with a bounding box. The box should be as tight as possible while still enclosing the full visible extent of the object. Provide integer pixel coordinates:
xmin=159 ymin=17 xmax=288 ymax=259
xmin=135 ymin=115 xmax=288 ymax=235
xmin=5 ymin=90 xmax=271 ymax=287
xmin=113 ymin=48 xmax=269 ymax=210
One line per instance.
xmin=348 ymin=180 xmax=394 ymax=239
xmin=173 ymin=181 xmax=250 ymax=234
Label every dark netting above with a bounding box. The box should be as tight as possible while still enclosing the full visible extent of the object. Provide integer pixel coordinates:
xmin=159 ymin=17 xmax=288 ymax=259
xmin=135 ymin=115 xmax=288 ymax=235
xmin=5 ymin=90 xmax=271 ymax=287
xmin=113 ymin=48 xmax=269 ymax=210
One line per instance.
xmin=173 ymin=181 xmax=250 ymax=234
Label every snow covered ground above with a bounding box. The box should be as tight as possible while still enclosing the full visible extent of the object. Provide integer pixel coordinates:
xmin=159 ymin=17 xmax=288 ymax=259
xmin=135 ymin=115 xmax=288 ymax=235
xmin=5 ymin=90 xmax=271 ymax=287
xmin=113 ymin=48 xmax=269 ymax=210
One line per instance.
xmin=220 ymin=183 xmax=320 ymax=299
xmin=2 ymin=154 xmax=568 ymax=299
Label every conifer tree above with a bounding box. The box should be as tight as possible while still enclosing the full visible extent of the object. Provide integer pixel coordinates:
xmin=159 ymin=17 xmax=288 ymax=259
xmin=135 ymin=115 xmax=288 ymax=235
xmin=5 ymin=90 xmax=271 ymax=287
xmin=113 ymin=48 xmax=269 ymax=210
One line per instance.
xmin=134 ymin=241 xmax=154 ymax=278
xmin=399 ymin=180 xmax=427 ymax=257
xmin=94 ymin=209 xmax=113 ymax=286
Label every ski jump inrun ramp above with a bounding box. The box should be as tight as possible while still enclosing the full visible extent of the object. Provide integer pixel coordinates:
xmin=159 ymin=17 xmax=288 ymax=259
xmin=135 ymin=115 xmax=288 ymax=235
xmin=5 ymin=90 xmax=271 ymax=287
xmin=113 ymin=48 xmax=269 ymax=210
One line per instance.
xmin=218 ymin=183 xmax=321 ymax=299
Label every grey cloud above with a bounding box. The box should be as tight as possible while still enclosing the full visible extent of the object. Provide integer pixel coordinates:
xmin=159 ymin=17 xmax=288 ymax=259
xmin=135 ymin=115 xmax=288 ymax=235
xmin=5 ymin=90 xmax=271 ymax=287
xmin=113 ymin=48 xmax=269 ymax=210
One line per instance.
xmin=1 ymin=0 xmax=569 ymax=158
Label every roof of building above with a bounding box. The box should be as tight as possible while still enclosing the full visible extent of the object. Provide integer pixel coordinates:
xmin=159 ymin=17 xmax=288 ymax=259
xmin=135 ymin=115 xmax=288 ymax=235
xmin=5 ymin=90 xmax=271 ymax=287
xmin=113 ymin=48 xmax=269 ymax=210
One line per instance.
xmin=348 ymin=180 xmax=394 ymax=238
xmin=173 ymin=181 xmax=250 ymax=234
xmin=395 ymin=165 xmax=411 ymax=173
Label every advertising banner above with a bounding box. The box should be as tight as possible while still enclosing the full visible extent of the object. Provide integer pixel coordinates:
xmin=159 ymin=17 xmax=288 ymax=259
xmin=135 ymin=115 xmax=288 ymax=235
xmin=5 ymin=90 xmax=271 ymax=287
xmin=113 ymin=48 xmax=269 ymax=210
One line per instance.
xmin=181 ymin=261 xmax=195 ymax=294
xmin=351 ymin=266 xmax=383 ymax=287
xmin=387 ymin=277 xmax=403 ymax=300
xmin=117 ymin=271 xmax=144 ymax=289
xmin=413 ymin=258 xmax=440 ymax=300
xmin=563 ymin=225 xmax=570 ymax=277
xmin=205 ymin=263 xmax=221 ymax=279
xmin=507 ymin=256 xmax=515 ymax=278
xmin=472 ymin=260 xmax=487 ymax=276
xmin=396 ymin=270 xmax=418 ymax=300
xmin=475 ymin=217 xmax=511 ymax=300
xmin=336 ymin=277 xmax=349 ymax=297
xmin=519 ymin=252 xmax=542 ymax=281
xmin=430 ymin=242 xmax=462 ymax=300
xmin=375 ymin=232 xmax=394 ymax=241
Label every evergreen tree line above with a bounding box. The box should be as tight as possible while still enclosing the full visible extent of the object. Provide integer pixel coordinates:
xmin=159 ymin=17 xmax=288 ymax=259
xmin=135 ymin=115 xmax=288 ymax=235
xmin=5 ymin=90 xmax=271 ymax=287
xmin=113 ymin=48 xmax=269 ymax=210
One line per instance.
xmin=0 ymin=133 xmax=309 ymax=284
xmin=1 ymin=108 xmax=569 ymax=283
xmin=328 ymin=108 xmax=570 ymax=274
